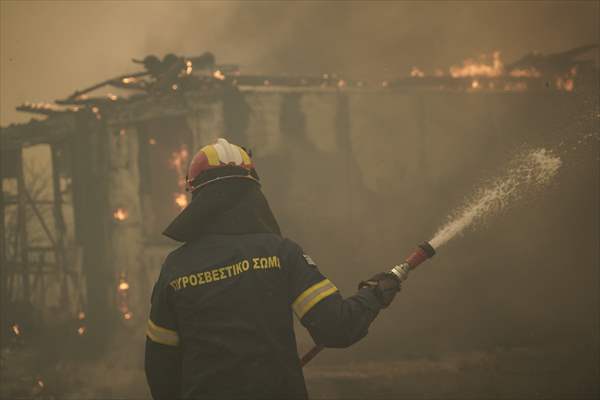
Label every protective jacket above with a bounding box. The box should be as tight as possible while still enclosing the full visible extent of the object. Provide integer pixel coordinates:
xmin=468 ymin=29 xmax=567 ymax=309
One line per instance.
xmin=145 ymin=180 xmax=383 ymax=400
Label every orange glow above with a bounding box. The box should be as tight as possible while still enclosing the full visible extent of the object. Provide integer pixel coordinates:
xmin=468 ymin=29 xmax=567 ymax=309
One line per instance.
xmin=107 ymin=93 xmax=118 ymax=101
xmin=509 ymin=68 xmax=541 ymax=78
xmin=11 ymin=324 xmax=20 ymax=336
xmin=410 ymin=67 xmax=425 ymax=78
xmin=213 ymin=70 xmax=226 ymax=80
xmin=123 ymin=311 xmax=133 ymax=320
xmin=170 ymin=145 xmax=190 ymax=191
xmin=113 ymin=208 xmax=128 ymax=221
xmin=174 ymin=193 xmax=188 ymax=210
xmin=77 ymin=311 xmax=86 ymax=320
xmin=118 ymin=281 xmax=130 ymax=291
xmin=171 ymin=84 xmax=178 ymax=91
xmin=149 ymin=138 xmax=157 ymax=145
xmin=122 ymin=77 xmax=137 ymax=84
xmin=77 ymin=326 xmax=86 ymax=335
xmin=471 ymin=80 xmax=480 ymax=89
xmin=450 ymin=51 xmax=503 ymax=78
xmin=186 ymin=61 xmax=193 ymax=75
xmin=37 ymin=380 xmax=44 ymax=388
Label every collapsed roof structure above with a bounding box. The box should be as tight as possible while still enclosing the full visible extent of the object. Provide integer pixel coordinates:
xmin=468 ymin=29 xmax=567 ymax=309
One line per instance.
xmin=1 ymin=45 xmax=597 ymax=351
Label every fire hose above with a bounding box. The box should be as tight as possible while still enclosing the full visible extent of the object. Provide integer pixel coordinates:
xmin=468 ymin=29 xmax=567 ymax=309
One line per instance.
xmin=300 ymin=242 xmax=436 ymax=367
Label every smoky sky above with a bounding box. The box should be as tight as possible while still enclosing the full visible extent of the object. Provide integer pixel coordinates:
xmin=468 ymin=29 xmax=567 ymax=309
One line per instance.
xmin=1 ymin=0 xmax=598 ymax=125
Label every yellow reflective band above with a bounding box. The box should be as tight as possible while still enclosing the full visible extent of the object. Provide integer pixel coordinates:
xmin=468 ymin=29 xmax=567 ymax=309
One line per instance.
xmin=146 ymin=319 xmax=180 ymax=346
xmin=239 ymin=147 xmax=251 ymax=166
xmin=292 ymin=279 xmax=338 ymax=319
xmin=201 ymin=145 xmax=220 ymax=166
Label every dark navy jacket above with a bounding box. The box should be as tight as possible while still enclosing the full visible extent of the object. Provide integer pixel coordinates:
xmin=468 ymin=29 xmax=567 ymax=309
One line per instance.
xmin=145 ymin=182 xmax=382 ymax=400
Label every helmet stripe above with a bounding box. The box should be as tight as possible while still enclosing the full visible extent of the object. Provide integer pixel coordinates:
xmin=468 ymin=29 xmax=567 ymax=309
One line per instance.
xmin=201 ymin=145 xmax=220 ymax=166
xmin=239 ymin=148 xmax=251 ymax=165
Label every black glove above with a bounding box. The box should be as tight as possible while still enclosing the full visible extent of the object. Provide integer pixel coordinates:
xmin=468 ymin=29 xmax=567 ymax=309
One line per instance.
xmin=358 ymin=272 xmax=401 ymax=308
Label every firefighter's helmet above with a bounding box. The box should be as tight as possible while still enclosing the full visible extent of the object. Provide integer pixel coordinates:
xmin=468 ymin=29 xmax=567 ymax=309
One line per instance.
xmin=185 ymin=138 xmax=259 ymax=194
xmin=163 ymin=138 xmax=279 ymax=242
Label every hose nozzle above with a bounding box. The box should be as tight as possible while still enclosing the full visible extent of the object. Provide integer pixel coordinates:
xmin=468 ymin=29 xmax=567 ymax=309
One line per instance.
xmin=390 ymin=242 xmax=436 ymax=282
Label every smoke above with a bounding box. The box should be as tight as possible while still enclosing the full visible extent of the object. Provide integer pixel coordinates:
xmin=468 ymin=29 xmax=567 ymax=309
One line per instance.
xmin=1 ymin=1 xmax=598 ymax=124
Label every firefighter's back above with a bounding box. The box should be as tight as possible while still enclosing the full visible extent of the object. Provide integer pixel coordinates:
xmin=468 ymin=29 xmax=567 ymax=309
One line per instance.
xmin=163 ymin=233 xmax=307 ymax=399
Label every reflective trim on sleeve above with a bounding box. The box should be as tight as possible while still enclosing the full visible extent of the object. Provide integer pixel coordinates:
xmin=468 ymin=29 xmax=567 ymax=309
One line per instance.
xmin=146 ymin=319 xmax=180 ymax=346
xmin=292 ymin=279 xmax=338 ymax=319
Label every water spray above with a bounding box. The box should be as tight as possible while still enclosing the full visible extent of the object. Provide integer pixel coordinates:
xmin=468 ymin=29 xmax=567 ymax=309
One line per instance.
xmin=300 ymin=146 xmax=563 ymax=367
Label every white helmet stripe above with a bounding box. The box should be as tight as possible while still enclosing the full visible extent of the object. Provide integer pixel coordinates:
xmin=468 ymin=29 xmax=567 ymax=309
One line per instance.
xmin=214 ymin=138 xmax=243 ymax=165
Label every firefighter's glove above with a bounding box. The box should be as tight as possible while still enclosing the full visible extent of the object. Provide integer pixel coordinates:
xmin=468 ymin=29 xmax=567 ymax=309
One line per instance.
xmin=358 ymin=272 xmax=401 ymax=308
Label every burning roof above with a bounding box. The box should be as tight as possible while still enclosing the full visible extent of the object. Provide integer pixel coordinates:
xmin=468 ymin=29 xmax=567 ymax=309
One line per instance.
xmin=6 ymin=44 xmax=598 ymax=124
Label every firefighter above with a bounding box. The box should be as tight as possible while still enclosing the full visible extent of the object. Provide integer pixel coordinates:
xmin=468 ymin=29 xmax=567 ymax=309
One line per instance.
xmin=145 ymin=138 xmax=401 ymax=400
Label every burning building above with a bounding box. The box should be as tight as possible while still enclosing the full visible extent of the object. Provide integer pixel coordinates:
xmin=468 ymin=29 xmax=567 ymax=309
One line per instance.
xmin=1 ymin=46 xmax=598 ymax=397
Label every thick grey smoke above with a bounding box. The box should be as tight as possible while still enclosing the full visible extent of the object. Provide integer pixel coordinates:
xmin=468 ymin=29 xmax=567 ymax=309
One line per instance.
xmin=1 ymin=1 xmax=598 ymax=124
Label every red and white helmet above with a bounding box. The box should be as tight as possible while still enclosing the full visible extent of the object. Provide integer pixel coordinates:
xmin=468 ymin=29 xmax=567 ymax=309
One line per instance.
xmin=185 ymin=138 xmax=259 ymax=193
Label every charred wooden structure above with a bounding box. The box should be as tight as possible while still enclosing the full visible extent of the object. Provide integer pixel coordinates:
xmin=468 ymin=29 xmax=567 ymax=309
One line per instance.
xmin=1 ymin=46 xmax=597 ymax=352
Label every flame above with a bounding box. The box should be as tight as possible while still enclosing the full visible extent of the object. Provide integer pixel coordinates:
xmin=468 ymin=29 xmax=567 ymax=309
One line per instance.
xmin=410 ymin=67 xmax=425 ymax=78
xmin=555 ymin=66 xmax=577 ymax=92
xmin=11 ymin=324 xmax=20 ymax=336
xmin=113 ymin=208 xmax=128 ymax=221
xmin=91 ymin=106 xmax=101 ymax=120
xmin=77 ymin=326 xmax=86 ymax=335
xmin=77 ymin=311 xmax=86 ymax=320
xmin=171 ymin=84 xmax=178 ymax=91
xmin=450 ymin=51 xmax=503 ymax=78
xmin=37 ymin=380 xmax=44 ymax=388
xmin=471 ymin=80 xmax=480 ymax=89
xmin=118 ymin=280 xmax=130 ymax=291
xmin=123 ymin=311 xmax=133 ymax=320
xmin=174 ymin=193 xmax=188 ymax=210
xmin=107 ymin=93 xmax=118 ymax=101
xmin=170 ymin=147 xmax=190 ymax=209
xmin=213 ymin=70 xmax=226 ymax=80
xmin=122 ymin=77 xmax=137 ymax=84
xmin=186 ymin=61 xmax=193 ymax=75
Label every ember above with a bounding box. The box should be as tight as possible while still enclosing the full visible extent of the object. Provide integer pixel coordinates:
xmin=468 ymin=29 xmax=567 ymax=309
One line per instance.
xmin=213 ymin=70 xmax=226 ymax=80
xmin=174 ymin=193 xmax=189 ymax=210
xmin=118 ymin=280 xmax=130 ymax=291
xmin=113 ymin=208 xmax=128 ymax=221
xmin=410 ymin=67 xmax=425 ymax=78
